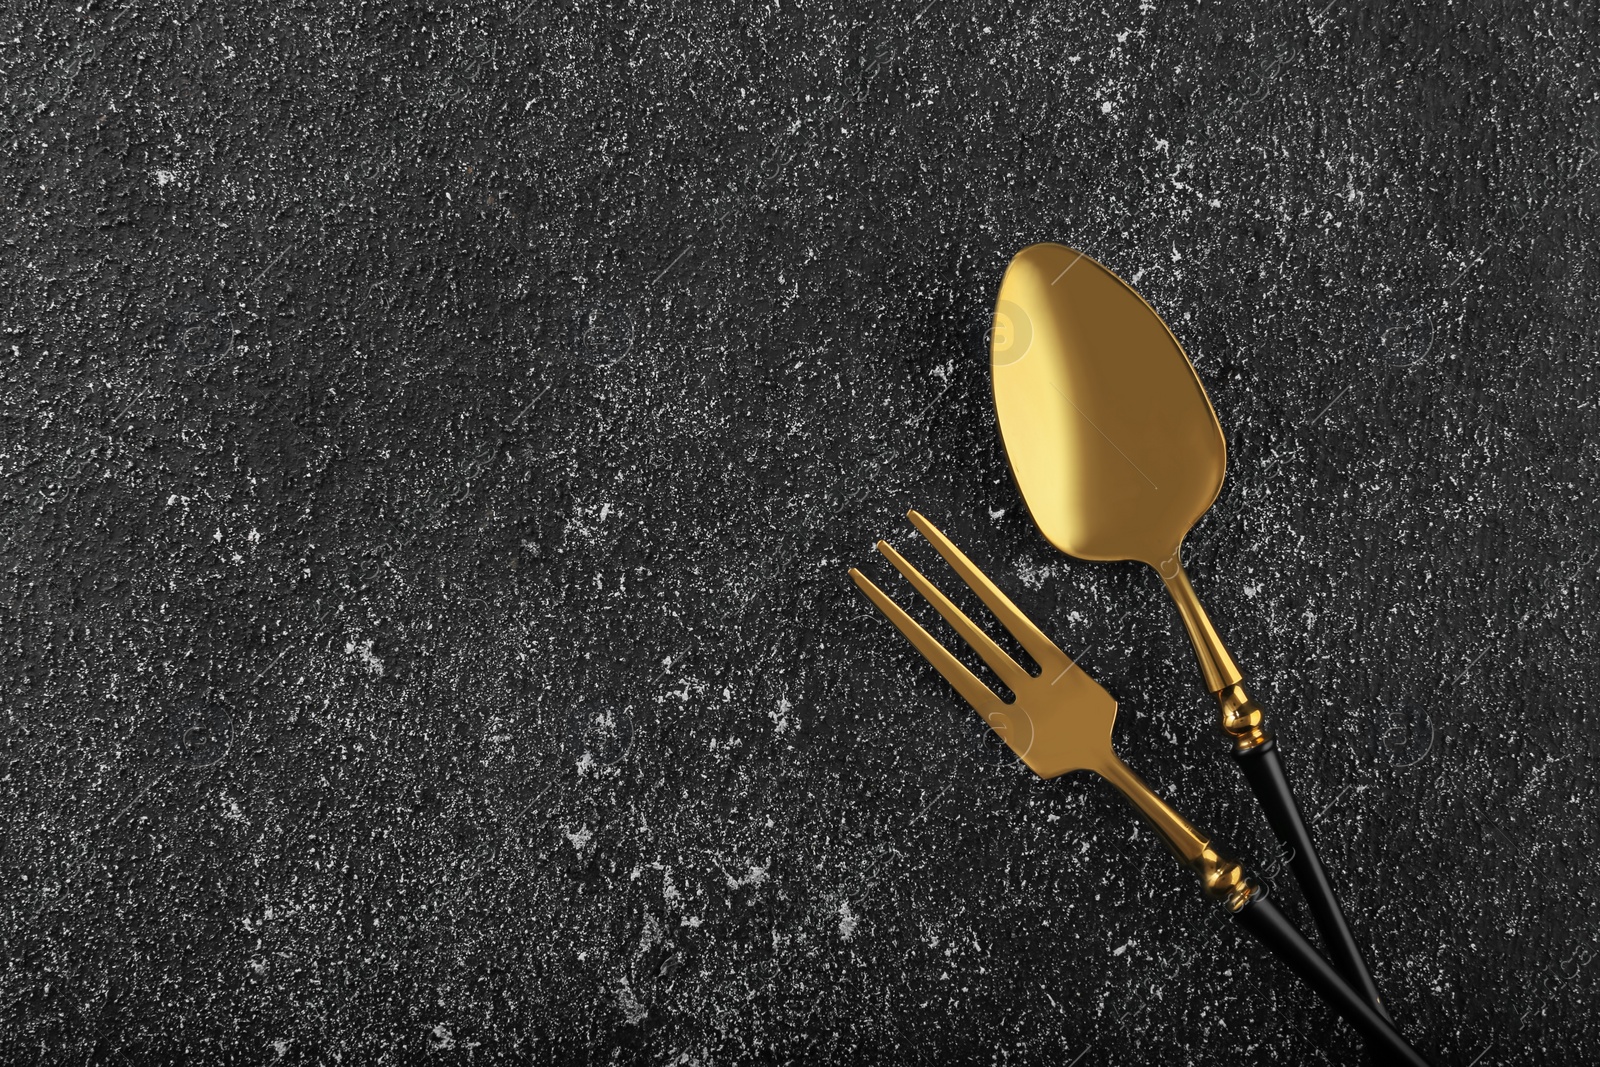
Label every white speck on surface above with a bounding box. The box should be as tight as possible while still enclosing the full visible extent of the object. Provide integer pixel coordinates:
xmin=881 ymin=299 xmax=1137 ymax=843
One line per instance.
xmin=770 ymin=696 xmax=795 ymax=735
xmin=720 ymin=860 xmax=770 ymax=889
xmin=343 ymin=637 xmax=384 ymax=677
xmin=617 ymin=979 xmax=647 ymax=1025
xmin=637 ymin=913 xmax=662 ymax=956
xmin=1015 ymin=557 xmax=1059 ymax=590
xmin=429 ymin=1025 xmax=453 ymax=1051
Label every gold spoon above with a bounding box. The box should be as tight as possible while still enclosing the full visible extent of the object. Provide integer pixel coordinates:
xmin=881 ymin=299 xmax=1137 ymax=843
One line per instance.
xmin=990 ymin=242 xmax=1390 ymax=1020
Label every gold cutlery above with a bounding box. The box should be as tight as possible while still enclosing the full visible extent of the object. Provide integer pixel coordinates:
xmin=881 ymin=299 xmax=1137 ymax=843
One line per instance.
xmin=850 ymin=511 xmax=1430 ymax=1065
xmin=990 ymin=243 xmax=1388 ymax=1019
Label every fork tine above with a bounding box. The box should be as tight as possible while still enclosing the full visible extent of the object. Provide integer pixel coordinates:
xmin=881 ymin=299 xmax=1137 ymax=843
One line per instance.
xmin=848 ymin=567 xmax=1004 ymax=716
xmin=906 ymin=509 xmax=1070 ymax=673
xmin=874 ymin=540 xmax=1034 ymax=692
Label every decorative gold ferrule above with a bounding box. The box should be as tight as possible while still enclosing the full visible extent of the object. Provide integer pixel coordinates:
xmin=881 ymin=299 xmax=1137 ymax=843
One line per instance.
xmin=1217 ymin=682 xmax=1272 ymax=753
xmin=1159 ymin=564 xmax=1274 ymax=752
xmin=1191 ymin=846 xmax=1258 ymax=912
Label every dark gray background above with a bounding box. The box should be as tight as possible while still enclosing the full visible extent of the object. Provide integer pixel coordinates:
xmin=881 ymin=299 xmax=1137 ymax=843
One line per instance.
xmin=3 ymin=1 xmax=1596 ymax=1063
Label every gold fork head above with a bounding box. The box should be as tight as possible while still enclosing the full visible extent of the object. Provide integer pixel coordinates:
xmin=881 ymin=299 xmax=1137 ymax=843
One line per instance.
xmin=849 ymin=510 xmax=1255 ymax=910
xmin=848 ymin=509 xmax=1120 ymax=780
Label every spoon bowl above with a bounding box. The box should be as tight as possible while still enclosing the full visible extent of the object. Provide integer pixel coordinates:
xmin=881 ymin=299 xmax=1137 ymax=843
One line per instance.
xmin=991 ymin=243 xmax=1226 ymax=569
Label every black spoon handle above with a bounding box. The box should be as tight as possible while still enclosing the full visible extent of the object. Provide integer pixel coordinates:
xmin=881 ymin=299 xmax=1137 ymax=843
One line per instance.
xmin=1232 ymin=892 xmax=1430 ymax=1066
xmin=1160 ymin=566 xmax=1390 ymax=1020
xmin=1235 ymin=738 xmax=1390 ymax=1022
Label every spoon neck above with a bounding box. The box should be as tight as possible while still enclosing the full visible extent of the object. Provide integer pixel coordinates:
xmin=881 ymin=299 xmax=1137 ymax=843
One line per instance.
xmin=1158 ymin=558 xmax=1244 ymax=695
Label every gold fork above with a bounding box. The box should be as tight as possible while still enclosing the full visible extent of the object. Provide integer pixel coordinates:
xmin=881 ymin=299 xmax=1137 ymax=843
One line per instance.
xmin=849 ymin=510 xmax=1431 ymax=1065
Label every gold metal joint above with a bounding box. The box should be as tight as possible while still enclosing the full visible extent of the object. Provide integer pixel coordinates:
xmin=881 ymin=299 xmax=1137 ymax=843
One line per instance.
xmin=1192 ymin=845 xmax=1256 ymax=911
xmin=1223 ymin=875 xmax=1259 ymax=913
xmin=1217 ymin=682 xmax=1271 ymax=753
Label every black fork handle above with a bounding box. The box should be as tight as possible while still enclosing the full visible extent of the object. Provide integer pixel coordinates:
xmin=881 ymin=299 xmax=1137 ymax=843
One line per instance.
xmin=1235 ymin=739 xmax=1390 ymax=1022
xmin=1232 ymin=892 xmax=1431 ymax=1065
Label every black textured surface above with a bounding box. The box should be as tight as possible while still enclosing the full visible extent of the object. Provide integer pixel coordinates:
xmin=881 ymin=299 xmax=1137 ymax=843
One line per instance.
xmin=4 ymin=2 xmax=1597 ymax=1063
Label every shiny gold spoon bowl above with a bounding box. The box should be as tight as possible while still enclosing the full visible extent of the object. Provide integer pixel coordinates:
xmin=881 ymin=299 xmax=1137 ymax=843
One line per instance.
xmin=991 ymin=243 xmax=1390 ymax=1019
xmin=991 ymin=247 xmax=1226 ymax=571
xmin=991 ymin=244 xmax=1241 ymax=697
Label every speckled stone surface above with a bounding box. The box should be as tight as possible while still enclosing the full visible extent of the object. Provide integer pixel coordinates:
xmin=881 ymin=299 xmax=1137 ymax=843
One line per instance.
xmin=3 ymin=2 xmax=1597 ymax=1063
